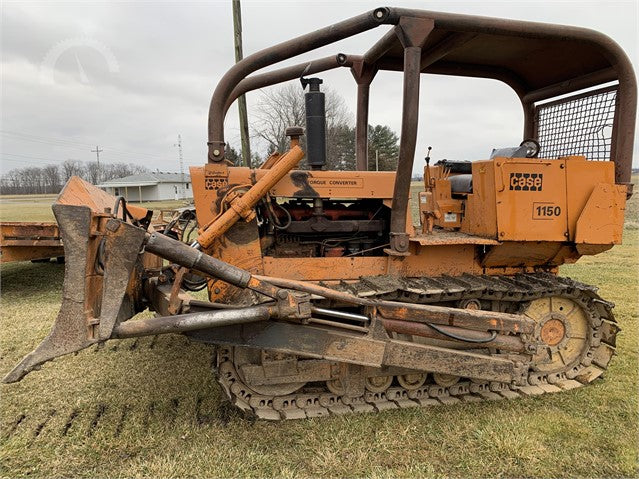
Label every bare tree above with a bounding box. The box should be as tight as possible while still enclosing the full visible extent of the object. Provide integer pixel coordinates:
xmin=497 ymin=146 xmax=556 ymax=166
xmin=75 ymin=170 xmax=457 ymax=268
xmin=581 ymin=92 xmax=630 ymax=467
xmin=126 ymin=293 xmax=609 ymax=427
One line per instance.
xmin=5 ymin=170 xmax=21 ymax=194
xmin=85 ymin=161 xmax=101 ymax=185
xmin=253 ymin=83 xmax=353 ymax=167
xmin=42 ymin=164 xmax=61 ymax=193
xmin=62 ymin=160 xmax=85 ymax=182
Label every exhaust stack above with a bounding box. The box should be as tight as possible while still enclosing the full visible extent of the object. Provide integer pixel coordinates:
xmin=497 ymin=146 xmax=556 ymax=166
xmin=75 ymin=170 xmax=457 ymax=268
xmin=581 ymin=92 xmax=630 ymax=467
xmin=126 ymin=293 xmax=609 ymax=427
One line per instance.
xmin=301 ymin=77 xmax=326 ymax=169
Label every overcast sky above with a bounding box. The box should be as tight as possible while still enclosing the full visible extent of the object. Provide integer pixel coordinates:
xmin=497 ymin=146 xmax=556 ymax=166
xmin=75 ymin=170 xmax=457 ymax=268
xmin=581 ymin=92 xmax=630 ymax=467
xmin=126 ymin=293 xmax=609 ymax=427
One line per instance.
xmin=1 ymin=1 xmax=637 ymax=176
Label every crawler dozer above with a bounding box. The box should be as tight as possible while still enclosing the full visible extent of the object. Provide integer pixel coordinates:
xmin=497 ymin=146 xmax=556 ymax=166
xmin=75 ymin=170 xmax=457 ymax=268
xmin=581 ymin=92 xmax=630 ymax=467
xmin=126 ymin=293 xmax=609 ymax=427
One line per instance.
xmin=4 ymin=8 xmax=635 ymax=419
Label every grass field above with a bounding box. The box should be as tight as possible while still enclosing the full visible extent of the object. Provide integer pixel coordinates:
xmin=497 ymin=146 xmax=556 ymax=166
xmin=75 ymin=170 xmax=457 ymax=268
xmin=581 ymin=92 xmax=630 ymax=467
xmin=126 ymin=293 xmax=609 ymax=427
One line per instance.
xmin=0 ymin=195 xmax=192 ymax=223
xmin=0 ymin=185 xmax=638 ymax=478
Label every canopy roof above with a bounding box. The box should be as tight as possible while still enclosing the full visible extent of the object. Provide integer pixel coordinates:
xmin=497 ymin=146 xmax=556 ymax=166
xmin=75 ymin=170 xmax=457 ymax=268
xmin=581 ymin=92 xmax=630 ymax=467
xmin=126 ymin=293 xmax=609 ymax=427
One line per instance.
xmin=366 ymin=9 xmax=626 ymax=97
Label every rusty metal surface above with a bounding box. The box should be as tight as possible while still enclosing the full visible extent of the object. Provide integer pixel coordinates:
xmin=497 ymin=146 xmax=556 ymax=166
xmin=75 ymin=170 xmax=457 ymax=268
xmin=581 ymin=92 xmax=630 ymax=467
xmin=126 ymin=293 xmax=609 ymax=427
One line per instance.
xmin=3 ymin=206 xmax=95 ymax=383
xmin=96 ymin=220 xmax=148 ymax=340
xmin=189 ymin=320 xmax=524 ymax=383
xmin=3 ymin=203 xmax=149 ymax=383
xmin=251 ymin=272 xmax=535 ymax=334
xmin=57 ymin=176 xmax=150 ymax=221
xmin=389 ymin=18 xmax=434 ymax=252
xmin=196 ymin=145 xmax=304 ymax=249
xmin=381 ymin=317 xmax=525 ymax=352
xmin=145 ymin=231 xmax=252 ymax=288
xmin=0 ymin=221 xmax=64 ymax=263
xmin=113 ymin=305 xmax=273 ymax=338
xmin=224 ymin=54 xmax=355 ymax=116
xmin=350 ymin=59 xmax=377 ymax=171
xmin=410 ymin=231 xmax=501 ymax=246
xmin=209 ymin=274 xmax=616 ymax=420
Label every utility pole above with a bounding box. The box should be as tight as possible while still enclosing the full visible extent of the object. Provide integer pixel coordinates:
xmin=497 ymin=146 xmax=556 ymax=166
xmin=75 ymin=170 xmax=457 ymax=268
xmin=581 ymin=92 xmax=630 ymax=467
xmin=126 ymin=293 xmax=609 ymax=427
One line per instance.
xmin=91 ymin=145 xmax=103 ymax=167
xmin=375 ymin=149 xmax=379 ymax=171
xmin=232 ymin=0 xmax=251 ymax=167
xmin=175 ymin=134 xmax=184 ymax=199
xmin=91 ymin=145 xmax=103 ymax=183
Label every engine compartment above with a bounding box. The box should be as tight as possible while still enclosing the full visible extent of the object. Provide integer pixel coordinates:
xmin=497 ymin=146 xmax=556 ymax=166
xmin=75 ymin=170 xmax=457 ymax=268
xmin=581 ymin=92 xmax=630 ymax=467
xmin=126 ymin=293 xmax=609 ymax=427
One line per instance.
xmin=259 ymin=198 xmax=391 ymax=258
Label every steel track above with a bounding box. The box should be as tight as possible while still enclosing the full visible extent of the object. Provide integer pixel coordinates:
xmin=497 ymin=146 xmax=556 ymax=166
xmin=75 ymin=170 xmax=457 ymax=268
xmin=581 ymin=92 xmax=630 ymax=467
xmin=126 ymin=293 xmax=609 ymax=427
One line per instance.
xmin=214 ymin=273 xmax=619 ymax=420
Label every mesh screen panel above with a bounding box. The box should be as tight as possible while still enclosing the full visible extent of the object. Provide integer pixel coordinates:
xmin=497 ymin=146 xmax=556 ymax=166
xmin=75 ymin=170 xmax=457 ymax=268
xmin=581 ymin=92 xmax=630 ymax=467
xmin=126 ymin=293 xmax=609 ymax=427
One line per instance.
xmin=536 ymin=86 xmax=617 ymax=161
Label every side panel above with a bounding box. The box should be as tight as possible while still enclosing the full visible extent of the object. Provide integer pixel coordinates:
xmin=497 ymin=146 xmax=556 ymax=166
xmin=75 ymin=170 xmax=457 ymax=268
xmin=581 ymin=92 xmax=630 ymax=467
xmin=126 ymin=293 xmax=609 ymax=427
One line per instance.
xmin=261 ymin=244 xmax=480 ymax=280
xmin=190 ymin=166 xmax=398 ymax=225
xmin=190 ymin=165 xmax=265 ymax=304
xmin=460 ymin=160 xmax=497 ymax=238
xmin=263 ymin=257 xmax=387 ymax=280
xmin=494 ymin=158 xmax=568 ymax=241
xmin=261 ymin=169 xmax=396 ymax=198
xmin=481 ymin=242 xmax=573 ymax=267
xmin=565 ymin=158 xmax=616 ymax=240
xmin=575 ymin=183 xmax=626 ymax=245
xmin=396 ymin=244 xmax=480 ymax=277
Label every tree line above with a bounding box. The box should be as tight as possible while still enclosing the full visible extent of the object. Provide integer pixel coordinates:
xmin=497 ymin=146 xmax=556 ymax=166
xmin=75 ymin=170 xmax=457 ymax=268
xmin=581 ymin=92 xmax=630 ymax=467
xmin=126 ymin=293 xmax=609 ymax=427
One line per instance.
xmin=0 ymin=160 xmax=149 ymax=195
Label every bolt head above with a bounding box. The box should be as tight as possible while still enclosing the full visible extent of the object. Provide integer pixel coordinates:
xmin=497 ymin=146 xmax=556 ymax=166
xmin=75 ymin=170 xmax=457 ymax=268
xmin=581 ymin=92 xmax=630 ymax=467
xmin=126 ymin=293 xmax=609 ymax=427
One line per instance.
xmin=277 ymin=290 xmax=289 ymax=300
xmin=106 ymin=219 xmax=121 ymax=232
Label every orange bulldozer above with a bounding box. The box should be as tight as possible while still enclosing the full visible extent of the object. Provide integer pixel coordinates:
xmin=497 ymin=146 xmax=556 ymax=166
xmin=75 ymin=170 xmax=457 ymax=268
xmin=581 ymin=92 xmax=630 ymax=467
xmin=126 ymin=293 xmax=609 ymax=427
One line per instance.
xmin=4 ymin=7 xmax=634 ymax=419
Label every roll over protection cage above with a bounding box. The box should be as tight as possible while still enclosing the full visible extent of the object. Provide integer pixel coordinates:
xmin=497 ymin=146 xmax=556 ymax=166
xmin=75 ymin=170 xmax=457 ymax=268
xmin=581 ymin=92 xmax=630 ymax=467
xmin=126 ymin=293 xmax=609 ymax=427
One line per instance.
xmin=207 ymin=6 xmax=636 ymax=253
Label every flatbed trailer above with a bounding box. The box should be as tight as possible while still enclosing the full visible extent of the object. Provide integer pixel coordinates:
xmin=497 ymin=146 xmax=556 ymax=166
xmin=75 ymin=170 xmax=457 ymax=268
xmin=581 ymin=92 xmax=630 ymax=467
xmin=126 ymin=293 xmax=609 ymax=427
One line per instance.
xmin=0 ymin=209 xmax=194 ymax=264
xmin=0 ymin=222 xmax=64 ymax=263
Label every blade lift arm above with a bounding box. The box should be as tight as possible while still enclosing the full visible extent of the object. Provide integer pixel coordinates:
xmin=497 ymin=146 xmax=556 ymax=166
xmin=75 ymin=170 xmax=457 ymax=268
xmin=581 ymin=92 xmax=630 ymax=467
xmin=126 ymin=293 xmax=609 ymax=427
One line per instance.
xmin=3 ymin=215 xmax=536 ymax=385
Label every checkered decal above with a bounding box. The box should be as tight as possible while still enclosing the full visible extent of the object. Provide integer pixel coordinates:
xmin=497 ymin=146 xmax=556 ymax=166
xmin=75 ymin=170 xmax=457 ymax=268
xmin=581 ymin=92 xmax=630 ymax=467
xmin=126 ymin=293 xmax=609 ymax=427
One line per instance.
xmin=509 ymin=172 xmax=543 ymax=191
xmin=205 ymin=177 xmax=228 ymax=190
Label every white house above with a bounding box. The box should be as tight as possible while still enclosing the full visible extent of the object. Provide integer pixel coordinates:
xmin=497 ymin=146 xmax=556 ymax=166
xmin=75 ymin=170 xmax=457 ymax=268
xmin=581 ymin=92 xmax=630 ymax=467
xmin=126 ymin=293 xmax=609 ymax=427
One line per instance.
xmin=98 ymin=172 xmax=192 ymax=202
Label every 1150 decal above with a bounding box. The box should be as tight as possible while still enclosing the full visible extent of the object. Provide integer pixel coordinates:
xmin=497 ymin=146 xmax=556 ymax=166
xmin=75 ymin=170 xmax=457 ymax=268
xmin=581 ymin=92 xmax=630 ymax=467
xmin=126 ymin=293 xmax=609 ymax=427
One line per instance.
xmin=533 ymin=202 xmax=562 ymax=219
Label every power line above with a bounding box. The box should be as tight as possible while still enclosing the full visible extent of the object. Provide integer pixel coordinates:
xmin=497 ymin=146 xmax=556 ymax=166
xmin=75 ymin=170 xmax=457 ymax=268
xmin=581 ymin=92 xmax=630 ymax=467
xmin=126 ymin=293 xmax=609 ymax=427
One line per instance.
xmin=0 ymin=130 xmax=178 ymax=162
xmin=1 ymin=158 xmax=33 ymax=165
xmin=2 ymin=152 xmax=67 ymax=162
xmin=91 ymin=145 xmax=103 ymax=167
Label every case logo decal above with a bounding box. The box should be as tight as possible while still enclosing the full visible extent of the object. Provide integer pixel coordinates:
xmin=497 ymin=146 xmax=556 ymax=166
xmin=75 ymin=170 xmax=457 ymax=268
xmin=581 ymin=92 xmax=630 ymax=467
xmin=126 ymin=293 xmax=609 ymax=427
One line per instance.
xmin=509 ymin=172 xmax=543 ymax=191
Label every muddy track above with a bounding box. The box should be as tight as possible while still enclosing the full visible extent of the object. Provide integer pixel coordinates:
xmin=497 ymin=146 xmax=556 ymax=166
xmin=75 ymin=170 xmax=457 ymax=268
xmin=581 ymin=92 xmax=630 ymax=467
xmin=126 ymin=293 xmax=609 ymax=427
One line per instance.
xmin=215 ymin=273 xmax=619 ymax=420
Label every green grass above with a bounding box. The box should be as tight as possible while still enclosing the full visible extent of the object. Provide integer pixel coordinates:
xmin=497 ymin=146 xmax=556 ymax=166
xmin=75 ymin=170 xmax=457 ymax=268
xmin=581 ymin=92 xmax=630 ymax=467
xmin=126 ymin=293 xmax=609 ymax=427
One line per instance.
xmin=0 ymin=184 xmax=637 ymax=478
xmin=0 ymin=195 xmax=191 ymax=222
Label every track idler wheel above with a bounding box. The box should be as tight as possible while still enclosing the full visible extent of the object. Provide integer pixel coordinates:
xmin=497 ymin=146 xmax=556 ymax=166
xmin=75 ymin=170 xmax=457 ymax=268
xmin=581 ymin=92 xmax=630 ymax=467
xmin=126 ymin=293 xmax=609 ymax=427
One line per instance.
xmin=433 ymin=373 xmax=460 ymax=387
xmin=397 ymin=373 xmax=427 ymax=390
xmin=365 ymin=375 xmax=393 ymax=393
xmin=326 ymin=378 xmax=346 ymax=395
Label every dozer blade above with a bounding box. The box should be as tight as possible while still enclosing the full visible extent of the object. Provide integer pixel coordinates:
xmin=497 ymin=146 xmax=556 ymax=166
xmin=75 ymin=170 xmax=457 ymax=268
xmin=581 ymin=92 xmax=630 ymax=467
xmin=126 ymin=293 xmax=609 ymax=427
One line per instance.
xmin=3 ymin=179 xmax=148 ymax=383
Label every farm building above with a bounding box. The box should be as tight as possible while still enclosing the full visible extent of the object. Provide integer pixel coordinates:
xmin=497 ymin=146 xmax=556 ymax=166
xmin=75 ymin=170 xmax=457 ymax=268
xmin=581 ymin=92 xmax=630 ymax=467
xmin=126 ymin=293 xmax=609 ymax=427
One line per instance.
xmin=98 ymin=172 xmax=192 ymax=202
